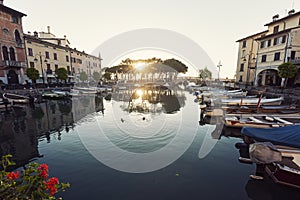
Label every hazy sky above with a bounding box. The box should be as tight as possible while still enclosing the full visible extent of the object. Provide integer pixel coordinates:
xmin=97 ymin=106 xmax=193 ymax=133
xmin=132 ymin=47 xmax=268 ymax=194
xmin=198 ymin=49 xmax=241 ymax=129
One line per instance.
xmin=6 ymin=0 xmax=300 ymax=78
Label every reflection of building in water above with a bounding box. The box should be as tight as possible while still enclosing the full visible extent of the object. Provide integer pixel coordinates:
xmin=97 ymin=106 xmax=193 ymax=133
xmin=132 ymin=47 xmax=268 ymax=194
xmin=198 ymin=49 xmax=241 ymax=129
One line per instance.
xmin=0 ymin=99 xmax=74 ymax=168
xmin=72 ymin=94 xmax=104 ymax=122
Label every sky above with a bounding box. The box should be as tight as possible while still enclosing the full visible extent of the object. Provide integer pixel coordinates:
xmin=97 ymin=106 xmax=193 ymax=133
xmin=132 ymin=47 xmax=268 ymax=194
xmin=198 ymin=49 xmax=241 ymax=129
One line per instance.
xmin=5 ymin=0 xmax=300 ymax=79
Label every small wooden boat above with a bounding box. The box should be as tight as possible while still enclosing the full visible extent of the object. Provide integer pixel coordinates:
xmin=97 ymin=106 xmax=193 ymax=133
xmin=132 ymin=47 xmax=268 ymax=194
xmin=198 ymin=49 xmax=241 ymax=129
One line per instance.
xmin=42 ymin=91 xmax=68 ymax=99
xmin=221 ymin=96 xmax=284 ymax=106
xmin=225 ymin=115 xmax=300 ymax=128
xmin=3 ymin=93 xmax=29 ymax=104
xmin=224 ymin=105 xmax=300 ymax=114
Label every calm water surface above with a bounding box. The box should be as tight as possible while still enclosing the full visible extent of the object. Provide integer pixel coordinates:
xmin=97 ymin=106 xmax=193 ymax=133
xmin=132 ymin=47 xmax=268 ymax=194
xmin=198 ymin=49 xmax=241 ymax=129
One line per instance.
xmin=0 ymin=90 xmax=299 ymax=200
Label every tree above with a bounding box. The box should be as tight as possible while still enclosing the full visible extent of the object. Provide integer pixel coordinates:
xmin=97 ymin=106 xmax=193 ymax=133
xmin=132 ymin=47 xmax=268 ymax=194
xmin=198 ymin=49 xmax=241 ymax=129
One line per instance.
xmin=103 ymin=72 xmax=112 ymax=81
xmin=26 ymin=68 xmax=39 ymax=84
xmin=79 ymin=71 xmax=88 ymax=82
xmin=93 ymin=71 xmax=100 ymax=82
xmin=278 ymin=62 xmax=297 ymax=87
xmin=199 ymin=67 xmax=212 ymax=81
xmin=56 ymin=68 xmax=68 ymax=83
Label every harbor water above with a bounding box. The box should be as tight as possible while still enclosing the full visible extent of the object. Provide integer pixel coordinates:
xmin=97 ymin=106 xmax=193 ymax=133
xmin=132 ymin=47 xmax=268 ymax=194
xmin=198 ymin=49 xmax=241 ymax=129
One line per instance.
xmin=0 ymin=90 xmax=299 ymax=199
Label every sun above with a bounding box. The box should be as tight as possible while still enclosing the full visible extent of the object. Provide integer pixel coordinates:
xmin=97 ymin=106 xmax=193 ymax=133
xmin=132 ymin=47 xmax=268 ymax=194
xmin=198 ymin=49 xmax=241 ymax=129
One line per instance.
xmin=133 ymin=62 xmax=147 ymax=70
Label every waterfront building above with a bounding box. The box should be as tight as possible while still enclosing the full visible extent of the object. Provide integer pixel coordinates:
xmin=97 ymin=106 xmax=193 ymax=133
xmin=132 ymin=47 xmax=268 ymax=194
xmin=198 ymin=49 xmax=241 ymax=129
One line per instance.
xmin=0 ymin=0 xmax=27 ymax=84
xmin=24 ymin=26 xmax=102 ymax=84
xmin=236 ymin=9 xmax=300 ymax=87
xmin=235 ymin=30 xmax=267 ymax=88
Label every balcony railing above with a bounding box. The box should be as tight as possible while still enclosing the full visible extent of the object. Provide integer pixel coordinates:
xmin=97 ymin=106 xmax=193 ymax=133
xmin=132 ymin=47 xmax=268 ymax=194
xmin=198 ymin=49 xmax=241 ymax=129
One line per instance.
xmin=290 ymin=58 xmax=300 ymax=65
xmin=0 ymin=60 xmax=23 ymax=68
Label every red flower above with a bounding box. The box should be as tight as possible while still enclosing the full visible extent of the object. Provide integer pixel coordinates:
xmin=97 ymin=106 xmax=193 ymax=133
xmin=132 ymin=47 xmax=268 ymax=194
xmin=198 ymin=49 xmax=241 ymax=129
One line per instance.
xmin=6 ymin=171 xmax=19 ymax=180
xmin=37 ymin=164 xmax=49 ymax=179
xmin=37 ymin=164 xmax=48 ymax=172
xmin=45 ymin=177 xmax=59 ymax=196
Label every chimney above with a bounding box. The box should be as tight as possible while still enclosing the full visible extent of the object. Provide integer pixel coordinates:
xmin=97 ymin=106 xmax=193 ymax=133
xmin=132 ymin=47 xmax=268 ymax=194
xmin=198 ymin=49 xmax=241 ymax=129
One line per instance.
xmin=288 ymin=9 xmax=295 ymax=15
xmin=272 ymin=14 xmax=279 ymax=21
xmin=33 ymin=31 xmax=38 ymax=37
xmin=0 ymin=1 xmax=4 ymax=5
xmin=47 ymin=26 xmax=50 ymax=33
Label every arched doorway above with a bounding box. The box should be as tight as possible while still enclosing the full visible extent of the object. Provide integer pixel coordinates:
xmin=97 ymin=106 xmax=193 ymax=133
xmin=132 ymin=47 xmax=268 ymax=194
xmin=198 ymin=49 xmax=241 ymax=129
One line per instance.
xmin=257 ymin=69 xmax=280 ymax=86
xmin=7 ymin=70 xmax=19 ymax=84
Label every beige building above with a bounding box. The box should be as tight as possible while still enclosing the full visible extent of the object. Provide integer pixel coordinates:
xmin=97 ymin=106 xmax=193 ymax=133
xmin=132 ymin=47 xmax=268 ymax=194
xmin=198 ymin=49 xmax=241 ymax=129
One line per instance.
xmin=236 ymin=30 xmax=267 ymax=86
xmin=24 ymin=26 xmax=102 ymax=84
xmin=236 ymin=9 xmax=300 ymax=87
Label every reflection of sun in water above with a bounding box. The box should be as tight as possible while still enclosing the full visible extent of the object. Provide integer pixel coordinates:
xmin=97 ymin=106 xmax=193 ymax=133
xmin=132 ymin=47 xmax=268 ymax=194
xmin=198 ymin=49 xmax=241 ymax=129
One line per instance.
xmin=136 ymin=89 xmax=143 ymax=97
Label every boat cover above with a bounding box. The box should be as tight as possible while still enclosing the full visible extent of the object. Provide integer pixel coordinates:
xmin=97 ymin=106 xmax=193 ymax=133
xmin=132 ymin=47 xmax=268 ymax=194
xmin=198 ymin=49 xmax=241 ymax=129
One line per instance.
xmin=241 ymin=125 xmax=300 ymax=148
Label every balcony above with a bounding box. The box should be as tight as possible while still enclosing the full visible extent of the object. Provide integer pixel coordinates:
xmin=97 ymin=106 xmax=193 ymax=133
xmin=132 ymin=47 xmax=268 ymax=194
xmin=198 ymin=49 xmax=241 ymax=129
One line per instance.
xmin=0 ymin=60 xmax=23 ymax=68
xmin=290 ymin=58 xmax=300 ymax=65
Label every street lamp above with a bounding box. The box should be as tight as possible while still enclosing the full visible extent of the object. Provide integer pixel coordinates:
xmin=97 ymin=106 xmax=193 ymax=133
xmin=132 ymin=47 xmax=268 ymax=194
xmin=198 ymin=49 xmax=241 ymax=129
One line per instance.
xmin=217 ymin=60 xmax=222 ymax=81
xmin=242 ymin=53 xmax=256 ymax=86
xmin=34 ymin=52 xmax=47 ymax=86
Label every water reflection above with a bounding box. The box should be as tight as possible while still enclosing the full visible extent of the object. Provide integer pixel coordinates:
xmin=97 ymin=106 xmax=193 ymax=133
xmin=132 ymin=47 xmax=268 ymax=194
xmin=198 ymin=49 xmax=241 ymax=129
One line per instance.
xmin=0 ymin=94 xmax=105 ymax=168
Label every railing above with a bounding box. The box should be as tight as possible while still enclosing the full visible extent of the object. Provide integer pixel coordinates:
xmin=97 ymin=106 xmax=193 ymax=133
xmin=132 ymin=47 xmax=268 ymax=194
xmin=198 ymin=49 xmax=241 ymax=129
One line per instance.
xmin=290 ymin=58 xmax=300 ymax=65
xmin=0 ymin=60 xmax=23 ymax=67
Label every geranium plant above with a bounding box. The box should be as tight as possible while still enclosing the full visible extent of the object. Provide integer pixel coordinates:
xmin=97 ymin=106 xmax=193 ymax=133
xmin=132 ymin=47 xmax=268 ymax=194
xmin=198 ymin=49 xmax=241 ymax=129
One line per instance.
xmin=0 ymin=154 xmax=70 ymax=199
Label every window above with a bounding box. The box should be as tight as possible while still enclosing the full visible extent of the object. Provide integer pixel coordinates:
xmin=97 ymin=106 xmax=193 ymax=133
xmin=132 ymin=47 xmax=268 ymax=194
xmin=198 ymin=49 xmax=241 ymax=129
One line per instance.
xmin=45 ymin=51 xmax=50 ymax=59
xmin=260 ymin=41 xmax=264 ymax=48
xmin=242 ymin=41 xmax=246 ymax=48
xmin=2 ymin=46 xmax=9 ymax=60
xmin=9 ymin=47 xmax=16 ymax=61
xmin=71 ymin=57 xmax=76 ymax=63
xmin=29 ymin=62 xmax=35 ymax=68
xmin=282 ymin=35 xmax=286 ymax=43
xmin=241 ymin=50 xmax=245 ymax=58
xmin=46 ymin=64 xmax=52 ymax=74
xmin=28 ymin=48 xmax=33 ymax=56
xmin=274 ymin=52 xmax=280 ymax=61
xmin=240 ymin=64 xmax=244 ymax=72
xmin=14 ymin=30 xmax=22 ymax=45
xmin=267 ymin=39 xmax=271 ymax=47
xmin=53 ymin=53 xmax=57 ymax=60
xmin=239 ymin=76 xmax=243 ymax=82
xmin=12 ymin=16 xmax=19 ymax=24
xmin=291 ymin=51 xmax=296 ymax=60
xmin=273 ymin=37 xmax=278 ymax=45
xmin=66 ymin=55 xmax=69 ymax=62
xmin=55 ymin=64 xmax=58 ymax=72
xmin=261 ymin=55 xmax=267 ymax=62
xmin=273 ymin=25 xmax=279 ymax=33
xmin=76 ymin=58 xmax=82 ymax=64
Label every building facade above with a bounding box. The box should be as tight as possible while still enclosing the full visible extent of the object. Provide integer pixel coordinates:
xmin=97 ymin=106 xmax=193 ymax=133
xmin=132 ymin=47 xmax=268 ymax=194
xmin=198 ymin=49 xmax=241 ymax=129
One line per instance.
xmin=236 ymin=31 xmax=267 ymax=87
xmin=236 ymin=9 xmax=300 ymax=87
xmin=24 ymin=26 xmax=102 ymax=84
xmin=0 ymin=0 xmax=27 ymax=84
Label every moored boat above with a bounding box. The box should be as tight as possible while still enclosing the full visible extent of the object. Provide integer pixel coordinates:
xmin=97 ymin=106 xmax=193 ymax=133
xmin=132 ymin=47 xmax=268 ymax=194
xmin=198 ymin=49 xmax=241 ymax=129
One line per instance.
xmin=221 ymin=96 xmax=284 ymax=106
xmin=3 ymin=93 xmax=29 ymax=104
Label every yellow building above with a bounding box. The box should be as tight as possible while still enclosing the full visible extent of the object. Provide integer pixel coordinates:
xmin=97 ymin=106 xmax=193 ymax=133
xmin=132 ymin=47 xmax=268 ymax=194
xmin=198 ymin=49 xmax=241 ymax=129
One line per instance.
xmin=24 ymin=26 xmax=102 ymax=84
xmin=236 ymin=9 xmax=300 ymax=87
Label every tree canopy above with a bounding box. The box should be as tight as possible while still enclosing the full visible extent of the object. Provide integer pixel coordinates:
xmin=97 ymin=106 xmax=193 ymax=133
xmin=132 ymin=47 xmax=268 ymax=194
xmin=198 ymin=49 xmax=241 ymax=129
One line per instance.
xmin=56 ymin=68 xmax=68 ymax=82
xmin=104 ymin=57 xmax=188 ymax=81
xmin=278 ymin=62 xmax=297 ymax=79
xmin=199 ymin=67 xmax=212 ymax=80
xmin=79 ymin=71 xmax=88 ymax=82
xmin=26 ymin=68 xmax=39 ymax=83
xmin=93 ymin=71 xmax=100 ymax=81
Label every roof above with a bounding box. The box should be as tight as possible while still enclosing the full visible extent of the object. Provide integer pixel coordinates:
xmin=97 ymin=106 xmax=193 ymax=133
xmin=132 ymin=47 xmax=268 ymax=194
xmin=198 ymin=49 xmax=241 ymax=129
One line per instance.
xmin=265 ymin=11 xmax=300 ymax=26
xmin=0 ymin=4 xmax=26 ymax=17
xmin=256 ymin=26 xmax=300 ymax=41
xmin=236 ymin=30 xmax=268 ymax=42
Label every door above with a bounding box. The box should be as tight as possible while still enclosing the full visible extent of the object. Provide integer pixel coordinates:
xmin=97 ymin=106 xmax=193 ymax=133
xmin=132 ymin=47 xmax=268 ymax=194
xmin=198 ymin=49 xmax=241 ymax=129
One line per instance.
xmin=7 ymin=70 xmax=19 ymax=84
